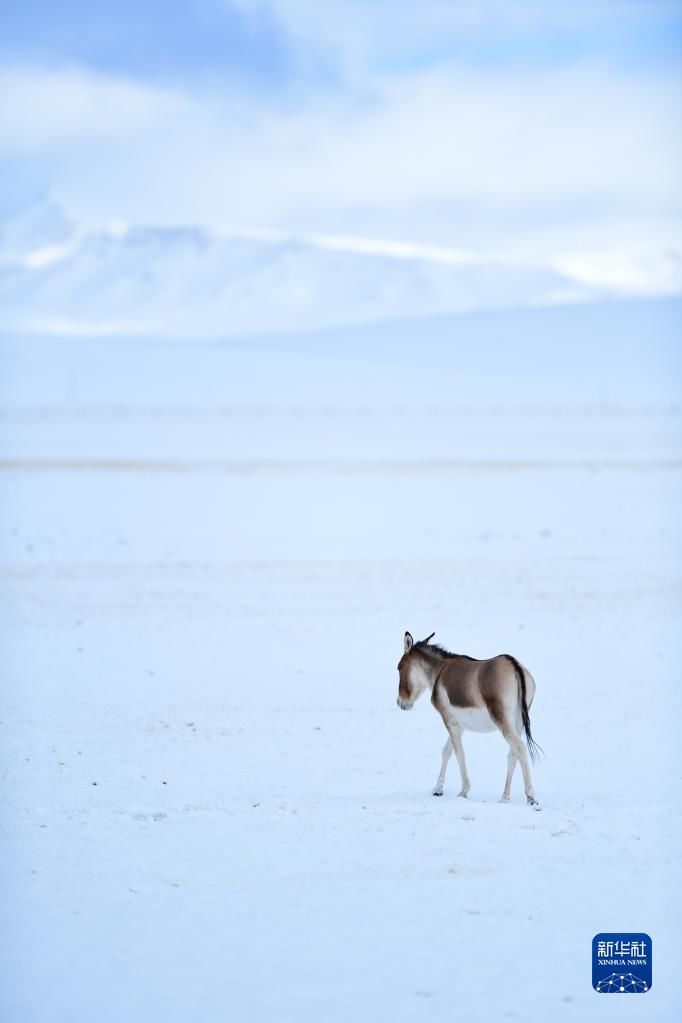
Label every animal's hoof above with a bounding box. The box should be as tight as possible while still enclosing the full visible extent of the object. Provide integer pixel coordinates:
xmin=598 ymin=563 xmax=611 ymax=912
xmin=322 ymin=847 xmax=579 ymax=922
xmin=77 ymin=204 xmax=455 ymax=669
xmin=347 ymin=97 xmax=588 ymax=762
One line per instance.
xmin=432 ymin=789 xmax=443 ymax=797
xmin=457 ymin=791 xmax=469 ymax=799
xmin=499 ymin=795 xmax=510 ymax=803
xmin=527 ymin=798 xmax=542 ymax=811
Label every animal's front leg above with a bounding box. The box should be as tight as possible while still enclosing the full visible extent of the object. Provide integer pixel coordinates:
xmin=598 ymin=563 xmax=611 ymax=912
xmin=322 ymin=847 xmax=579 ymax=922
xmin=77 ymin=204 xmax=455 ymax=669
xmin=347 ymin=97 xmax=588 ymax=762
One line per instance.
xmin=432 ymin=738 xmax=452 ymax=796
xmin=445 ymin=724 xmax=471 ymax=798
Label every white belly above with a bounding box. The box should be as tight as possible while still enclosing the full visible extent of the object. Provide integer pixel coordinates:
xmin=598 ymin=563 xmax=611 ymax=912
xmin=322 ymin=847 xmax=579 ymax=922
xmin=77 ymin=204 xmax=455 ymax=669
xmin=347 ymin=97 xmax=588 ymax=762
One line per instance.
xmin=446 ymin=706 xmax=497 ymax=734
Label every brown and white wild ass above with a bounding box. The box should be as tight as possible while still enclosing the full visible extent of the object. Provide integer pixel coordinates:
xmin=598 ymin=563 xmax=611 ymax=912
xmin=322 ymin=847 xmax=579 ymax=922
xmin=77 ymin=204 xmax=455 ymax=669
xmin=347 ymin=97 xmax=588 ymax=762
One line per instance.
xmin=397 ymin=631 xmax=542 ymax=809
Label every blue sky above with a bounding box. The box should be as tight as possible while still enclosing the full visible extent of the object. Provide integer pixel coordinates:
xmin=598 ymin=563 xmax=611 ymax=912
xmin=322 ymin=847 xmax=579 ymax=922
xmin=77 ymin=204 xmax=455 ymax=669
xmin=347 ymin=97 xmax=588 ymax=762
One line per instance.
xmin=1 ymin=1 xmax=681 ymax=293
xmin=0 ymin=1 xmax=299 ymax=85
xmin=2 ymin=1 xmax=681 ymax=80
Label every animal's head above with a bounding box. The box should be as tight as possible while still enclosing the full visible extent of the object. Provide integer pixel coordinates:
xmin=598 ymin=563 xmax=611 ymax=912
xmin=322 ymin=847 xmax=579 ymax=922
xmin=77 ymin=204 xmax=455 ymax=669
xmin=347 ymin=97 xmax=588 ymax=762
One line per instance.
xmin=396 ymin=630 xmax=434 ymax=710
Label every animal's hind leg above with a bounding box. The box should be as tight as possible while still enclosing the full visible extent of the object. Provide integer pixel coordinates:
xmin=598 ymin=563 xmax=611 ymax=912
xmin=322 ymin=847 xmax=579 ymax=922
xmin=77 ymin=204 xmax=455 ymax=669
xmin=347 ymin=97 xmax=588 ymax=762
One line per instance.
xmin=496 ymin=719 xmax=539 ymax=809
xmin=433 ymin=738 xmax=453 ymax=796
xmin=500 ymin=749 xmax=517 ymax=802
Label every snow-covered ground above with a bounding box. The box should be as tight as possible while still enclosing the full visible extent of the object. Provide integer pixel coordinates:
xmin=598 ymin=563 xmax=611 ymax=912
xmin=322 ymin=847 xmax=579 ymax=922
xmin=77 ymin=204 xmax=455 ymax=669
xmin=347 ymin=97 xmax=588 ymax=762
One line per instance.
xmin=1 ymin=299 xmax=681 ymax=1022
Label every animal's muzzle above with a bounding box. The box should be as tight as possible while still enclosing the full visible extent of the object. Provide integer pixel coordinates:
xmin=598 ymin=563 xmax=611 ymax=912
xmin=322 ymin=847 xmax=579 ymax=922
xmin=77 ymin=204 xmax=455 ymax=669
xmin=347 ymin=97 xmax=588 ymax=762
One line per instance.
xmin=397 ymin=697 xmax=412 ymax=710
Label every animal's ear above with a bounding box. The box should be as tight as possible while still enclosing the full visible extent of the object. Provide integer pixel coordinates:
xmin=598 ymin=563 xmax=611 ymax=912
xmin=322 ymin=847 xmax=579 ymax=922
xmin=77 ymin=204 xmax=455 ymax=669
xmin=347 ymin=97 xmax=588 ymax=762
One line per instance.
xmin=404 ymin=631 xmax=414 ymax=653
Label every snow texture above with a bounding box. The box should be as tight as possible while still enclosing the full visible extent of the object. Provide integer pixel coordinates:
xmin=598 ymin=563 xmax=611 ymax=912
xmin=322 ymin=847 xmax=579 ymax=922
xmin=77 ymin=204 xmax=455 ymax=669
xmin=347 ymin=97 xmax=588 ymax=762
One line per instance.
xmin=1 ymin=298 xmax=681 ymax=1022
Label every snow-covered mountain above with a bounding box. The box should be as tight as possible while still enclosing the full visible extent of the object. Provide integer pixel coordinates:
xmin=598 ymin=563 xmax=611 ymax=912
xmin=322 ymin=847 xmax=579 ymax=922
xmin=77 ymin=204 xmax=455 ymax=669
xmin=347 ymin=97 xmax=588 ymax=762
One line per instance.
xmin=0 ymin=201 xmax=607 ymax=337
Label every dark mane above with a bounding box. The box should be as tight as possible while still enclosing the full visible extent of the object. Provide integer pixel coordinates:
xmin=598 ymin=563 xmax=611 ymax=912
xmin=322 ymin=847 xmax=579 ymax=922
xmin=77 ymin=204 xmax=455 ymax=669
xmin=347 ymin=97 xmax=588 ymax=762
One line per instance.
xmin=414 ymin=640 xmax=477 ymax=662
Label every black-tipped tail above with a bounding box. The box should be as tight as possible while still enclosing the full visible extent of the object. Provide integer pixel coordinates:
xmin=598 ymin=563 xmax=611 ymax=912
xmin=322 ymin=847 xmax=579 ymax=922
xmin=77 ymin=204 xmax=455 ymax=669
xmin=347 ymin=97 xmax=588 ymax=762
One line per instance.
xmin=506 ymin=655 xmax=544 ymax=763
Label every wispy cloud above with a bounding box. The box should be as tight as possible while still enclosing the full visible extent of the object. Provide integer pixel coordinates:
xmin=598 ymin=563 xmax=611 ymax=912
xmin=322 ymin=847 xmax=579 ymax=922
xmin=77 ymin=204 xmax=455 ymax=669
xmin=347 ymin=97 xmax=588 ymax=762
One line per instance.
xmin=6 ymin=63 xmax=677 ymax=248
xmin=0 ymin=68 xmax=189 ymax=148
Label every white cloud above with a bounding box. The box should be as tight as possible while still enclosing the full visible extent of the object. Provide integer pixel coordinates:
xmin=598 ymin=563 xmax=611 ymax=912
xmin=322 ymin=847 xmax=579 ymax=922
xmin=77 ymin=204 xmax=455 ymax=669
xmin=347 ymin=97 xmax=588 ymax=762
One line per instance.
xmin=0 ymin=68 xmax=188 ymax=149
xmin=283 ymin=67 xmax=681 ymax=209
xmin=2 ymin=61 xmax=680 ymax=293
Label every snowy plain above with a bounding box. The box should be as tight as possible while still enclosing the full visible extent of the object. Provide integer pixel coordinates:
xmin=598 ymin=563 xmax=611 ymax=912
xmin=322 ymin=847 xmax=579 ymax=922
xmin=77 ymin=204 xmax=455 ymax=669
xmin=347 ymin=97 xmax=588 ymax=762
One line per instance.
xmin=1 ymin=299 xmax=681 ymax=1022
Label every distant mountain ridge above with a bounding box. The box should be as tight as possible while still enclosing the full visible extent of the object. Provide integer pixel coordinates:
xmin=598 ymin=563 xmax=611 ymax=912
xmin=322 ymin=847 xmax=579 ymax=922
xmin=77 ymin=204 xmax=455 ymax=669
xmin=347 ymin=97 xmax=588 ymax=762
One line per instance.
xmin=0 ymin=200 xmax=660 ymax=337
